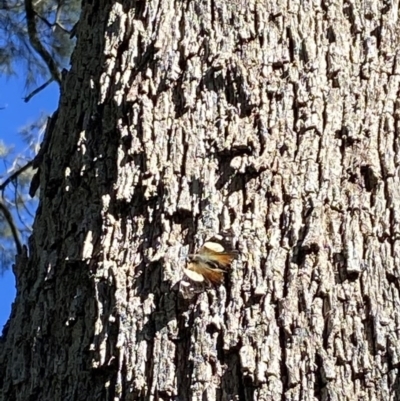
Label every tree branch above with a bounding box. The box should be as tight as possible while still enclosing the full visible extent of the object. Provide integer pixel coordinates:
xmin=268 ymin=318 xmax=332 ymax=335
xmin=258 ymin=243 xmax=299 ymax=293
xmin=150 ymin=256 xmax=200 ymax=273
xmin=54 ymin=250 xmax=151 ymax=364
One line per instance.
xmin=0 ymin=160 xmax=33 ymax=192
xmin=24 ymin=78 xmax=53 ymax=102
xmin=33 ymin=11 xmax=53 ymax=29
xmin=33 ymin=11 xmax=71 ymax=34
xmin=24 ymin=0 xmax=61 ymax=84
xmin=0 ymin=199 xmax=22 ymax=255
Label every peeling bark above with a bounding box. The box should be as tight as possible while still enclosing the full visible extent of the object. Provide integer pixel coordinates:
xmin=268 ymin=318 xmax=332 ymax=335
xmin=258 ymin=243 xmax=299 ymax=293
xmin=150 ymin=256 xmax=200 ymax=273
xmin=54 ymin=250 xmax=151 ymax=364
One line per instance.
xmin=2 ymin=0 xmax=400 ymax=400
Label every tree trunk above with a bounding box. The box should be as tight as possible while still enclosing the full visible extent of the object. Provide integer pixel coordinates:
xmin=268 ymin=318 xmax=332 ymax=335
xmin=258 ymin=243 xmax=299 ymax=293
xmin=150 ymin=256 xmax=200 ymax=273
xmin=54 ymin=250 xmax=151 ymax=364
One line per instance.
xmin=1 ymin=0 xmax=400 ymax=400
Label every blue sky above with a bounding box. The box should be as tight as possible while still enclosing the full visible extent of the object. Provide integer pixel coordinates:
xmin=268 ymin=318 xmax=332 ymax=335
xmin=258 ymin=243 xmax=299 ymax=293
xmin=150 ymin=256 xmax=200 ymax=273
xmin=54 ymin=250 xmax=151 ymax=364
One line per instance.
xmin=0 ymin=76 xmax=58 ymax=330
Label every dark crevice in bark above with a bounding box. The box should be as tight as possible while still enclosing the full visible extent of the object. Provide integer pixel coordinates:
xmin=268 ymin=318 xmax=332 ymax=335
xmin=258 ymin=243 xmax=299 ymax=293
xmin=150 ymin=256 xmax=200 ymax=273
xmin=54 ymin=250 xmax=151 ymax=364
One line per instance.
xmin=144 ymin=328 xmax=155 ymax=401
xmin=370 ymin=25 xmax=382 ymax=49
xmin=215 ymin=161 xmax=236 ymax=191
xmin=224 ymin=65 xmax=255 ymax=118
xmin=282 ymin=255 xmax=290 ymax=301
xmin=287 ymin=27 xmax=295 ymax=63
xmin=293 ymin=124 xmax=300 ymax=161
xmin=175 ymin=311 xmax=195 ymax=401
xmin=166 ymin=128 xmax=173 ymax=162
xmin=238 ymin=373 xmax=255 ymax=401
xmin=180 ymin=129 xmax=189 ymax=177
xmin=377 ymin=118 xmax=389 ymax=186
xmin=313 ymin=352 xmax=325 ymax=399
xmin=362 ymin=295 xmax=378 ymax=357
xmin=322 ymin=298 xmax=330 ymax=351
xmin=332 ymin=250 xmax=360 ymax=284
xmin=172 ymin=76 xmax=187 ymax=118
xmin=279 ymin=196 xmax=291 ymax=248
xmin=210 ymin=0 xmax=216 ymax=29
xmin=342 ymin=1 xmax=357 ymax=35
xmin=133 ymin=0 xmax=146 ymax=19
xmin=278 ymin=325 xmax=288 ymax=399
xmin=327 ymin=26 xmax=336 ymax=43
xmin=392 ymin=374 xmax=400 ymax=401
xmin=135 ymin=40 xmax=158 ymax=86
xmin=220 ymin=346 xmax=242 ymax=401
xmin=120 ymin=353 xmax=129 ymax=401
xmin=255 ymin=115 xmax=268 ymax=155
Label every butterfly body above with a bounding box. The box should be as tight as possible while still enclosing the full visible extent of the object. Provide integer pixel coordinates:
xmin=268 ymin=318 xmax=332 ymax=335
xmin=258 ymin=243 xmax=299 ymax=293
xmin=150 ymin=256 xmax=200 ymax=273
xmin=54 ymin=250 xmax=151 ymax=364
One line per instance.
xmin=184 ymin=239 xmax=237 ymax=285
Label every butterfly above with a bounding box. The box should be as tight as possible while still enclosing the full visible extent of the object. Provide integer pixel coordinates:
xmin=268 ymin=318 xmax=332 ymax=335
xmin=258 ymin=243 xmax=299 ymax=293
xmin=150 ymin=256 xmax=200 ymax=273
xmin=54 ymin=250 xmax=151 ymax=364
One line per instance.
xmin=183 ymin=238 xmax=237 ymax=286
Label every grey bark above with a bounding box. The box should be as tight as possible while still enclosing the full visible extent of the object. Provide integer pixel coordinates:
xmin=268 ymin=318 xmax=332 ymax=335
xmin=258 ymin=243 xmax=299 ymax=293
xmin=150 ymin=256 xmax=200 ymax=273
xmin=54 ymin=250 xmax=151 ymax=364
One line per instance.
xmin=1 ymin=0 xmax=400 ymax=400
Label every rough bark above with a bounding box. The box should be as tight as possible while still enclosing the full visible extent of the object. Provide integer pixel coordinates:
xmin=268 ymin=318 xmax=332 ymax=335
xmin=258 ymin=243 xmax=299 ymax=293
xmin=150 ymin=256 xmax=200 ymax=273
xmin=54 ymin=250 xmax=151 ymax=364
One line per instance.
xmin=2 ymin=0 xmax=400 ymax=400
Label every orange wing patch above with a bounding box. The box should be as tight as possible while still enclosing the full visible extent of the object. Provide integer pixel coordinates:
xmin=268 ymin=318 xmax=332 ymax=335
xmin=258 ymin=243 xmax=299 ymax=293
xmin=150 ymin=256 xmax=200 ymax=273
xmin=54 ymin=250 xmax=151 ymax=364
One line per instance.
xmin=184 ymin=239 xmax=238 ymax=286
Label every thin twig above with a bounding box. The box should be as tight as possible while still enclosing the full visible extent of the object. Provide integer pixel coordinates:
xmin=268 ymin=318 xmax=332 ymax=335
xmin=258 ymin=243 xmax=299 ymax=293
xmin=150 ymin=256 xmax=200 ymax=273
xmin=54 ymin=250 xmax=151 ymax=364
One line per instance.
xmin=14 ymin=189 xmax=33 ymax=233
xmin=34 ymin=10 xmax=71 ymax=35
xmin=24 ymin=0 xmax=61 ymax=84
xmin=54 ymin=22 xmax=71 ymax=34
xmin=33 ymin=11 xmax=53 ymax=28
xmin=0 ymin=160 xmax=33 ymax=192
xmin=0 ymin=199 xmax=22 ymax=255
xmin=24 ymin=78 xmax=53 ymax=102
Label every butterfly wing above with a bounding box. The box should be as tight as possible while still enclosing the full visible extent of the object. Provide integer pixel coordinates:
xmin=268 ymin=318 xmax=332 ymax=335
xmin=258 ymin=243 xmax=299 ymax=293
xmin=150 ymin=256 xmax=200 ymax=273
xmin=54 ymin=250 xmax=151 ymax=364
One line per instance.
xmin=186 ymin=261 xmax=225 ymax=285
xmin=184 ymin=235 xmax=238 ymax=286
xmin=197 ymin=244 xmax=237 ymax=269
